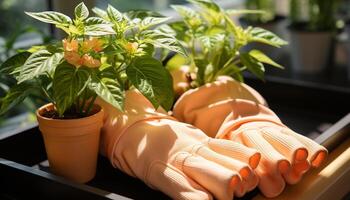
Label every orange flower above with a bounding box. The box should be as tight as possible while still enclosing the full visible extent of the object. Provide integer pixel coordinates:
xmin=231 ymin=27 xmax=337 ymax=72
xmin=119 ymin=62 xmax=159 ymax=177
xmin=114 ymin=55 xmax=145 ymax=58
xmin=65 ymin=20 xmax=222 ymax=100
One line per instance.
xmin=82 ymin=38 xmax=103 ymax=53
xmin=64 ymin=51 xmax=84 ymax=67
xmin=82 ymin=54 xmax=101 ymax=68
xmin=125 ymin=42 xmax=138 ymax=54
xmin=63 ymin=39 xmax=79 ymax=52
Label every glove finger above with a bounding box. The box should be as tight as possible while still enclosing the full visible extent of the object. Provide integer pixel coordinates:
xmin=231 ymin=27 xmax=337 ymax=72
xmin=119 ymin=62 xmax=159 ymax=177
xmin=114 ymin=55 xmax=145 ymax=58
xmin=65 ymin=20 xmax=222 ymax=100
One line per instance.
xmin=192 ymin=145 xmax=258 ymax=197
xmin=235 ymin=170 xmax=260 ymax=198
xmin=261 ymin=127 xmax=310 ymax=184
xmin=193 ymin=145 xmax=253 ymax=181
xmin=261 ymin=127 xmax=308 ymax=163
xmin=255 ymin=164 xmax=286 ymax=198
xmin=282 ymin=160 xmax=310 ymax=184
xmin=147 ymin=160 xmax=213 ymax=200
xmin=240 ymin=130 xmax=290 ymax=174
xmin=173 ymin=152 xmax=241 ymax=200
xmin=208 ymin=138 xmax=261 ymax=169
xmin=282 ymin=128 xmax=328 ymax=167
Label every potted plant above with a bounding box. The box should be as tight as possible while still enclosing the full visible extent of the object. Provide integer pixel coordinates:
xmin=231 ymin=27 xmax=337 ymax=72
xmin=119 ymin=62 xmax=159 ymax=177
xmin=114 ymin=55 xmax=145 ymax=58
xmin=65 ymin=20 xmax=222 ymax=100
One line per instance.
xmin=289 ymin=0 xmax=340 ymax=73
xmin=0 ymin=2 xmax=183 ymax=183
xmin=240 ymin=0 xmax=289 ymax=60
xmin=167 ymin=0 xmax=287 ymax=94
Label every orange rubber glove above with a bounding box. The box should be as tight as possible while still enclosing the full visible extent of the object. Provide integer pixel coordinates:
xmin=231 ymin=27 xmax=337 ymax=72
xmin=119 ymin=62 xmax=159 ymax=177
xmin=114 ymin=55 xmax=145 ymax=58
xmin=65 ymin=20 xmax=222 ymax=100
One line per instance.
xmin=97 ymin=89 xmax=261 ymax=200
xmin=173 ymin=76 xmax=327 ymax=198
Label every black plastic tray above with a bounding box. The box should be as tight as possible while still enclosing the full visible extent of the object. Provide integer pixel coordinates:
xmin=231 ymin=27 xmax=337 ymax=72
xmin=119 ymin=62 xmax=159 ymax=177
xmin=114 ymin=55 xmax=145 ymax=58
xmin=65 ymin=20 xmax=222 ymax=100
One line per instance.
xmin=1 ymin=76 xmax=350 ymax=200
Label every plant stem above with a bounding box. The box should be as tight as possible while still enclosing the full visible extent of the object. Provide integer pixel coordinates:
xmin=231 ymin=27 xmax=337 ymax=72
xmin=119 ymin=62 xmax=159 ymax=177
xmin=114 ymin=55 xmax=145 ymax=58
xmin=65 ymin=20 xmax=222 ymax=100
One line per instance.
xmin=79 ymin=89 xmax=87 ymax=115
xmin=40 ymin=85 xmax=55 ymax=106
xmin=85 ymin=94 xmax=97 ymax=116
xmin=222 ymin=56 xmax=237 ymax=70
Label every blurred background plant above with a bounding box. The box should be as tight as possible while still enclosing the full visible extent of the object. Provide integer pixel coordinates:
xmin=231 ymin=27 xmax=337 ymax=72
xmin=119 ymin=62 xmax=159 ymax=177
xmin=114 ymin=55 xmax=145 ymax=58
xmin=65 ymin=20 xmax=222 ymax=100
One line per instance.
xmin=243 ymin=0 xmax=275 ymax=24
xmin=290 ymin=0 xmax=340 ymax=31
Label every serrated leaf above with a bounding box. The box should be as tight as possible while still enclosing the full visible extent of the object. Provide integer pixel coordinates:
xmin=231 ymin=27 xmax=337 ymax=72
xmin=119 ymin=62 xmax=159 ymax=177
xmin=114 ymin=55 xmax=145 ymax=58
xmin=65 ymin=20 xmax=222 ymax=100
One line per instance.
xmin=126 ymin=56 xmax=174 ymax=111
xmin=139 ymin=17 xmax=170 ymax=30
xmin=142 ymin=30 xmax=187 ymax=56
xmin=17 ymin=50 xmax=63 ymax=83
xmin=25 ymin=11 xmax=72 ymax=25
xmin=0 ymin=52 xmax=31 ymax=74
xmin=249 ymin=50 xmax=283 ymax=69
xmin=75 ymin=2 xmax=89 ymax=20
xmin=107 ymin=4 xmax=123 ymax=22
xmin=249 ymin=27 xmax=288 ymax=47
xmin=0 ymin=82 xmax=36 ymax=115
xmin=126 ymin=9 xmax=164 ymax=19
xmin=52 ymin=63 xmax=91 ymax=116
xmin=89 ymin=75 xmax=124 ymax=111
xmin=85 ymin=24 xmax=116 ymax=36
xmin=92 ymin=7 xmax=109 ymax=20
xmin=240 ymin=53 xmax=265 ymax=80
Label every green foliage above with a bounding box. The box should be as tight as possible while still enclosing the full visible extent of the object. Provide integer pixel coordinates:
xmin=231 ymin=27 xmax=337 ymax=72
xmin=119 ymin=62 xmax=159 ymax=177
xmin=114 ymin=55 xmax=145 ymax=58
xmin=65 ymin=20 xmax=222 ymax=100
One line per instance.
xmin=52 ymin=62 xmax=91 ymax=116
xmin=244 ymin=0 xmax=275 ymax=23
xmin=127 ymin=56 xmax=174 ymax=111
xmin=0 ymin=2 xmax=181 ymax=118
xmin=169 ymin=0 xmax=287 ymax=86
xmin=290 ymin=0 xmax=340 ymax=31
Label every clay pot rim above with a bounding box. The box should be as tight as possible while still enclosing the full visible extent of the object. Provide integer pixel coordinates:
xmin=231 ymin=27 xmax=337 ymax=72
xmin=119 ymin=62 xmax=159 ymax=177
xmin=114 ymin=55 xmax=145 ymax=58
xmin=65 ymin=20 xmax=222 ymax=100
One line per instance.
xmin=36 ymin=103 xmax=104 ymax=128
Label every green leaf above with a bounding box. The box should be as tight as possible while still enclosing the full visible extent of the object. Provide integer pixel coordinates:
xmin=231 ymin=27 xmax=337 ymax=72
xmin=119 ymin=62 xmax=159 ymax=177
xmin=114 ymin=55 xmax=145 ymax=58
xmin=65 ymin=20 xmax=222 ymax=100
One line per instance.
xmin=107 ymin=4 xmax=124 ymax=22
xmin=75 ymin=2 xmax=89 ymax=20
xmin=248 ymin=27 xmax=288 ymax=47
xmin=89 ymin=75 xmax=124 ymax=111
xmin=226 ymin=9 xmax=266 ymax=16
xmin=240 ymin=53 xmax=265 ymax=80
xmin=142 ymin=30 xmax=187 ymax=56
xmin=17 ymin=50 xmax=64 ymax=83
xmin=92 ymin=7 xmax=109 ymax=20
xmin=85 ymin=24 xmax=116 ymax=36
xmin=85 ymin=17 xmax=110 ymax=25
xmin=52 ymin=63 xmax=91 ymax=116
xmin=0 ymin=82 xmax=35 ymax=115
xmin=171 ymin=5 xmax=201 ymax=29
xmin=216 ymin=63 xmax=244 ymax=82
xmin=25 ymin=11 xmax=72 ymax=25
xmin=249 ymin=50 xmax=284 ymax=69
xmin=194 ymin=58 xmax=208 ymax=86
xmin=126 ymin=56 xmax=174 ymax=111
xmin=168 ymin=21 xmax=189 ymax=42
xmin=139 ymin=17 xmax=170 ymax=30
xmin=198 ymin=33 xmax=225 ymax=50
xmin=126 ymin=9 xmax=164 ymax=19
xmin=188 ymin=0 xmax=221 ymax=12
xmin=0 ymin=52 xmax=31 ymax=74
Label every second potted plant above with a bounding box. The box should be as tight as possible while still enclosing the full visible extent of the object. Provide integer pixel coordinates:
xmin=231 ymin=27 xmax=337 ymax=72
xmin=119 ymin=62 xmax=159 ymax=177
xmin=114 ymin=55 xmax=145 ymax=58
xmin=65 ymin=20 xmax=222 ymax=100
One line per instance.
xmin=288 ymin=0 xmax=339 ymax=73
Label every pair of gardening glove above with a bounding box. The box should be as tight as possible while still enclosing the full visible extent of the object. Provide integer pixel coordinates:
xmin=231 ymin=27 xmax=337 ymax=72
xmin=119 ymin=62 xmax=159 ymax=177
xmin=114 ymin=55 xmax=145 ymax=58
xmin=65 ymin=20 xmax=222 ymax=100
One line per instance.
xmin=97 ymin=90 xmax=261 ymax=200
xmin=172 ymin=73 xmax=328 ymax=198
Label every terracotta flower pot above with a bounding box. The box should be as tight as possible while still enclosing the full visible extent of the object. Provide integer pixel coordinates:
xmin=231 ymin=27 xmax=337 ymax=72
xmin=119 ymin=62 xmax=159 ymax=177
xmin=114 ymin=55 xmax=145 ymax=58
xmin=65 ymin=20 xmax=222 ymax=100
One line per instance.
xmin=36 ymin=103 xmax=104 ymax=183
